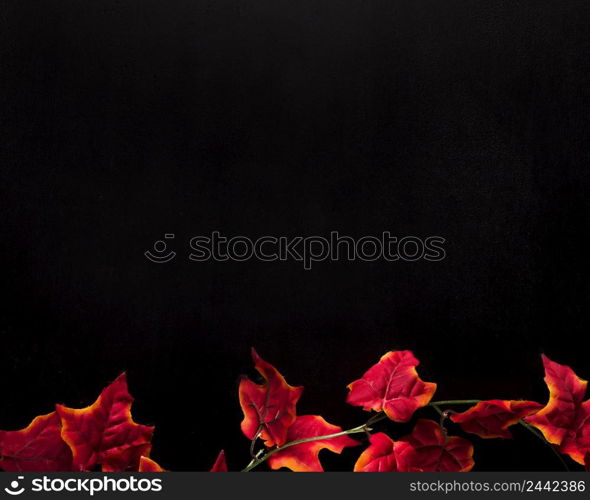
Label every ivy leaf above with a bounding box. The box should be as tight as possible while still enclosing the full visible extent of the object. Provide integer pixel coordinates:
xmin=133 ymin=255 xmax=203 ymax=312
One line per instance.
xmin=524 ymin=355 xmax=590 ymax=464
xmin=139 ymin=456 xmax=165 ymax=471
xmin=239 ymin=349 xmax=303 ymax=447
xmin=558 ymin=401 xmax=590 ymax=465
xmin=346 ymin=351 xmax=436 ymax=422
xmin=451 ymin=400 xmax=542 ymax=439
xmin=400 ymin=419 xmax=474 ymax=472
xmin=353 ymin=432 xmax=414 ymax=472
xmin=56 ymin=373 xmax=154 ymax=471
xmin=210 ymin=450 xmax=228 ymax=471
xmin=0 ymin=412 xmax=73 ymax=471
xmin=100 ymin=443 xmax=152 ymax=472
xmin=524 ymin=355 xmax=587 ymax=445
xmin=267 ymin=415 xmax=359 ymax=472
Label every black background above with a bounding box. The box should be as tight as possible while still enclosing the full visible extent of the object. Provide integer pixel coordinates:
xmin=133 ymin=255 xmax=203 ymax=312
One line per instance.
xmin=2 ymin=0 xmax=590 ymax=471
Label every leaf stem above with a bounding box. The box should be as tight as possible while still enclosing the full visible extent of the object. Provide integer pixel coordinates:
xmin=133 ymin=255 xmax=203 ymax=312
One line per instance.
xmin=429 ymin=399 xmax=481 ymax=406
xmin=243 ymin=449 xmax=264 ymax=471
xmin=518 ymin=421 xmax=570 ymax=471
xmin=430 ymin=404 xmax=443 ymax=416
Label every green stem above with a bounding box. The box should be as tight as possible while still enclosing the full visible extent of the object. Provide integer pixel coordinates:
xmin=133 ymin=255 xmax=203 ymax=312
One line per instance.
xmin=518 ymin=421 xmax=570 ymax=471
xmin=430 ymin=404 xmax=443 ymax=416
xmin=429 ymin=399 xmax=481 ymax=406
xmin=366 ymin=413 xmax=388 ymax=426
xmin=241 ymin=423 xmax=372 ymax=472
xmin=243 ymin=448 xmax=264 ymax=471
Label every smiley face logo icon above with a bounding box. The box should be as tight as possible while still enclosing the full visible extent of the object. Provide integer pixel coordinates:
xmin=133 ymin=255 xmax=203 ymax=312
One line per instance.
xmin=145 ymin=233 xmax=176 ymax=263
xmin=5 ymin=477 xmax=25 ymax=496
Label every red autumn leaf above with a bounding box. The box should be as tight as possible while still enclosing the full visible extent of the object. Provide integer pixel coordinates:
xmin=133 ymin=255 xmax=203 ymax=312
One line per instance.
xmin=210 ymin=450 xmax=228 ymax=472
xmin=0 ymin=412 xmax=73 ymax=471
xmin=400 ymin=419 xmax=474 ymax=472
xmin=139 ymin=456 xmax=165 ymax=472
xmin=585 ymin=453 xmax=590 ymax=472
xmin=239 ymin=349 xmax=303 ymax=447
xmin=267 ymin=415 xmax=359 ymax=472
xmin=56 ymin=373 xmax=154 ymax=471
xmin=558 ymin=400 xmax=590 ymax=465
xmin=524 ymin=355 xmax=590 ymax=464
xmin=346 ymin=351 xmax=437 ymax=422
xmin=353 ymin=432 xmax=414 ymax=472
xmin=102 ymin=443 xmax=152 ymax=472
xmin=451 ymin=400 xmax=542 ymax=439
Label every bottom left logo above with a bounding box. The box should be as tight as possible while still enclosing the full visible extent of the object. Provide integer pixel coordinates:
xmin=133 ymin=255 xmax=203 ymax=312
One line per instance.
xmin=4 ymin=477 xmax=25 ymax=496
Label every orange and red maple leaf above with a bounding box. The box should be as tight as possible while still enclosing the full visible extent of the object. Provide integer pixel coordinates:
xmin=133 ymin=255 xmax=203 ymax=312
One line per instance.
xmin=354 ymin=432 xmax=414 ymax=472
xmin=400 ymin=419 xmax=474 ymax=472
xmin=1 ymin=374 xmax=153 ymax=472
xmin=239 ymin=349 xmax=303 ymax=447
xmin=451 ymin=400 xmax=542 ymax=439
xmin=267 ymin=415 xmax=359 ymax=472
xmin=56 ymin=373 xmax=154 ymax=471
xmin=0 ymin=412 xmax=73 ymax=471
xmin=346 ymin=351 xmax=437 ymax=422
xmin=558 ymin=400 xmax=590 ymax=465
xmin=524 ymin=355 xmax=590 ymax=465
xmin=354 ymin=420 xmax=474 ymax=472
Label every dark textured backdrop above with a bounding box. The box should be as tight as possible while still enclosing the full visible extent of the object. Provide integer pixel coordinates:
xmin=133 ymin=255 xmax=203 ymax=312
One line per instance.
xmin=2 ymin=0 xmax=590 ymax=471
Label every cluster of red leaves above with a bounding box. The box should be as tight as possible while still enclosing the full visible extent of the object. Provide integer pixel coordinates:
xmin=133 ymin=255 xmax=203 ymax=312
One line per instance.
xmin=354 ymin=420 xmax=474 ymax=472
xmin=346 ymin=351 xmax=473 ymax=472
xmin=238 ymin=349 xmax=590 ymax=472
xmin=238 ymin=348 xmax=358 ymax=471
xmin=237 ymin=349 xmax=474 ymax=472
xmin=0 ymin=374 xmax=154 ymax=472
xmin=2 ymin=350 xmax=590 ymax=472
